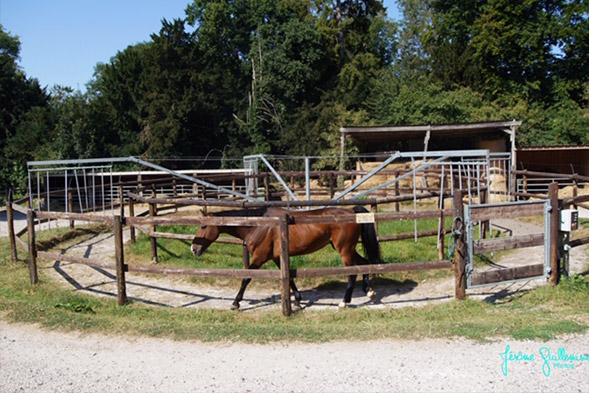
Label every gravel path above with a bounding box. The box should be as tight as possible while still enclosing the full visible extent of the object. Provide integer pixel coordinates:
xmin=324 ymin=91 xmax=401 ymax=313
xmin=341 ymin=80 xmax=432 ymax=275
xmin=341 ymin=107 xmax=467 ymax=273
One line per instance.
xmin=1 ymin=321 xmax=588 ymax=393
xmin=1 ymin=210 xmax=588 ymax=393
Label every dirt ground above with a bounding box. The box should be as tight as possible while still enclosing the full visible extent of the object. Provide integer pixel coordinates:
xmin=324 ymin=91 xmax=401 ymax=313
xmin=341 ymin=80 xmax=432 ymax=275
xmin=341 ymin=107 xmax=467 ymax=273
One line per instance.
xmin=1 ymin=208 xmax=588 ymax=393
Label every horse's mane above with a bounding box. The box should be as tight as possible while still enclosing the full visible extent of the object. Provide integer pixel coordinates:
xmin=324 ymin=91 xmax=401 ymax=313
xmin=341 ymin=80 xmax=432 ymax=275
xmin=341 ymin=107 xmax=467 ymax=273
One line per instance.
xmin=211 ymin=208 xmax=269 ymax=217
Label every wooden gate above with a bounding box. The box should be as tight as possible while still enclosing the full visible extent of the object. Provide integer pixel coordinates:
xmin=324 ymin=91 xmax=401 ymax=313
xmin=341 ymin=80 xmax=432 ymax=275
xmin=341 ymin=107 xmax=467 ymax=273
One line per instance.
xmin=464 ymin=200 xmax=551 ymax=288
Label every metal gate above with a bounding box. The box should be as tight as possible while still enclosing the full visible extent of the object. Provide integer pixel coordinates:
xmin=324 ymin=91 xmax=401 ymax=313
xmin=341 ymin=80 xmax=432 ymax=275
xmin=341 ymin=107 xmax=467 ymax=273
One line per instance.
xmin=464 ymin=200 xmax=551 ymax=288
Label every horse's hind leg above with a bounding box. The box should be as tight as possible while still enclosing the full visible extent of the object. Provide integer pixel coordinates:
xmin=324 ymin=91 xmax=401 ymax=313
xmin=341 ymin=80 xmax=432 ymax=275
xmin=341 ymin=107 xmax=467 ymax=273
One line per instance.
xmin=340 ymin=274 xmax=358 ymax=308
xmin=362 ymin=273 xmax=376 ymax=301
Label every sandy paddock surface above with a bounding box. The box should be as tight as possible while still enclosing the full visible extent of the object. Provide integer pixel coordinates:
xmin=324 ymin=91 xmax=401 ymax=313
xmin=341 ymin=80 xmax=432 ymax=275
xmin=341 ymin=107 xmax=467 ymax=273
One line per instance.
xmin=1 ymin=208 xmax=588 ymax=392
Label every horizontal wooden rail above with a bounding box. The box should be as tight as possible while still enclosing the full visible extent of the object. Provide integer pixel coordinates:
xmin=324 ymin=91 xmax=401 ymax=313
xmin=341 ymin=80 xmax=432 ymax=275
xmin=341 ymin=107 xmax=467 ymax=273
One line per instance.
xmin=292 ymin=260 xmax=453 ymax=278
xmin=379 ymin=229 xmax=448 ymax=242
xmin=514 ymin=169 xmax=589 ymax=182
xmin=126 ymin=215 xmax=280 ymax=227
xmin=149 ymin=231 xmax=242 ymax=244
xmin=469 ymin=203 xmax=544 ymax=222
xmin=562 ymin=194 xmax=589 ymax=207
xmin=570 ymin=236 xmax=589 ymax=248
xmin=38 ymin=251 xmax=116 ymax=270
xmin=36 ymin=211 xmax=115 ymax=224
xmin=292 ymin=209 xmax=454 ymax=225
xmin=127 ymin=191 xmax=448 ymax=209
xmin=470 ymin=263 xmax=544 ymax=286
xmin=474 ymin=233 xmax=544 ymax=254
xmin=10 ymin=203 xmax=28 ymax=215
xmin=126 ymin=264 xmax=281 ymax=279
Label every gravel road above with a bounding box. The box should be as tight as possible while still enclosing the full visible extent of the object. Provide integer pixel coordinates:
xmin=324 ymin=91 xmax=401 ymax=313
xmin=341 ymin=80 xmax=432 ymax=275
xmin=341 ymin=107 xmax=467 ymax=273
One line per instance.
xmin=1 ymin=209 xmax=588 ymax=392
xmin=1 ymin=322 xmax=588 ymax=393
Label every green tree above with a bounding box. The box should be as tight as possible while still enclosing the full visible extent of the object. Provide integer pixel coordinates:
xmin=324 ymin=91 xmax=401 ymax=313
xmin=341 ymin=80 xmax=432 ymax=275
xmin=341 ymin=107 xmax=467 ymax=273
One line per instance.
xmin=0 ymin=25 xmax=50 ymax=191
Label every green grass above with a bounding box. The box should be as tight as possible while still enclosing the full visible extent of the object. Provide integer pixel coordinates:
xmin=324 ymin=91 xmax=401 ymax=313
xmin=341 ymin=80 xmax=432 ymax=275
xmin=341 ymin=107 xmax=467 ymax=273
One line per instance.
xmin=1 ymin=225 xmax=588 ymax=343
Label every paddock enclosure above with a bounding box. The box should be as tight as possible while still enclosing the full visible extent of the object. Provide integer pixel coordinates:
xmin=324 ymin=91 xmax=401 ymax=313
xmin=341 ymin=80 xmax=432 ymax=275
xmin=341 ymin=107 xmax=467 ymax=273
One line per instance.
xmin=5 ymin=151 xmax=589 ymax=316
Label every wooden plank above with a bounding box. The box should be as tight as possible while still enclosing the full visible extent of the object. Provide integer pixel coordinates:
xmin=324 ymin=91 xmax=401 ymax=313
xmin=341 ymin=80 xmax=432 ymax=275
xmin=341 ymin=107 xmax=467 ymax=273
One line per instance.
xmin=570 ymin=236 xmax=589 ymax=248
xmin=37 ymin=251 xmax=116 ymax=270
xmin=291 ymin=209 xmax=455 ymax=225
xmin=10 ymin=202 xmax=28 ymax=215
xmin=126 ymin=264 xmax=281 ymax=279
xmin=379 ymin=229 xmax=448 ymax=242
xmin=293 ymin=261 xmax=452 ymax=278
xmin=126 ymin=215 xmax=280 ymax=227
xmin=469 ymin=203 xmax=544 ymax=222
xmin=35 ymin=210 xmax=114 ymax=224
xmin=474 ymin=233 xmax=544 ymax=254
xmin=470 ymin=264 xmax=544 ymax=286
xmin=453 ymin=191 xmax=466 ymax=300
xmin=149 ymin=231 xmax=242 ymax=244
xmin=15 ymin=235 xmax=27 ymax=251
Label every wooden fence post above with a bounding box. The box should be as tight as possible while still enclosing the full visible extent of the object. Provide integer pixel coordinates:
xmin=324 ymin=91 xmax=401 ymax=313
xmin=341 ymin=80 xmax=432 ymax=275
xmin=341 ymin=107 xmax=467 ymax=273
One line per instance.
xmin=549 ymin=182 xmax=560 ymax=285
xmin=26 ymin=209 xmax=38 ymax=285
xmin=128 ymin=193 xmax=136 ymax=244
xmin=114 ymin=215 xmax=128 ymax=305
xmin=453 ymin=191 xmax=466 ymax=300
xmin=149 ymin=186 xmax=158 ymax=263
xmin=395 ymin=171 xmax=400 ymax=212
xmin=6 ymin=190 xmax=18 ymax=262
xmin=279 ymin=214 xmax=292 ymax=316
xmin=118 ymin=185 xmax=124 ymax=218
xmin=68 ymin=190 xmax=74 ymax=228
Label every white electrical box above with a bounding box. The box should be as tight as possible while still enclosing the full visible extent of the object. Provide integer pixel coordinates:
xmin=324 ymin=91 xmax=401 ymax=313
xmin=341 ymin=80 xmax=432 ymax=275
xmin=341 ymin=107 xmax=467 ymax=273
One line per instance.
xmin=560 ymin=209 xmax=579 ymax=232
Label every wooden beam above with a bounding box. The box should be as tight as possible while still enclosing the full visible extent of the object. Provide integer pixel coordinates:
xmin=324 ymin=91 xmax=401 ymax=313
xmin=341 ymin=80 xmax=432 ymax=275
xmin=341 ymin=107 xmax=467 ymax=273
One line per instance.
xmin=453 ymin=191 xmax=466 ymax=300
xmin=474 ymin=233 xmax=544 ymax=254
xmin=470 ymin=264 xmax=544 ymax=286
xmin=469 ymin=203 xmax=544 ymax=222
xmin=292 ymin=260 xmax=452 ymax=278
xmin=549 ymin=182 xmax=560 ymax=285
xmin=35 ymin=210 xmax=114 ymax=224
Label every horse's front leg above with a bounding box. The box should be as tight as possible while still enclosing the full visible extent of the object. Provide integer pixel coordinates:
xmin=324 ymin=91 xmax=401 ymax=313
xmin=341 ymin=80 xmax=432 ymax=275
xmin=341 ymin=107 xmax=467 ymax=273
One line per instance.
xmin=232 ymin=255 xmax=266 ymax=310
xmin=232 ymin=276 xmax=253 ymax=310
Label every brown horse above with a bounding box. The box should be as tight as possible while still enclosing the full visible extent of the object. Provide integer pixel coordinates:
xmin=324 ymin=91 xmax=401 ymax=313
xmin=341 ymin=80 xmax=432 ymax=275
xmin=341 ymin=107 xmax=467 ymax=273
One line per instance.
xmin=191 ymin=206 xmax=381 ymax=310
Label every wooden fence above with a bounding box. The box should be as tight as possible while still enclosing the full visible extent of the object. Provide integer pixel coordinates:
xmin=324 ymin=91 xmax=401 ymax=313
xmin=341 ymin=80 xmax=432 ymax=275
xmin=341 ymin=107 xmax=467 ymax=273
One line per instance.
xmin=6 ymin=183 xmax=588 ymax=317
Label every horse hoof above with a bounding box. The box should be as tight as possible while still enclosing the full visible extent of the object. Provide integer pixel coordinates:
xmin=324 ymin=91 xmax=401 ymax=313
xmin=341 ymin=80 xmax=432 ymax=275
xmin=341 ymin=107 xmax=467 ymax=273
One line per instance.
xmin=338 ymin=302 xmax=348 ymax=309
xmin=366 ymin=289 xmax=376 ymax=301
xmin=292 ymin=303 xmax=303 ymax=312
xmin=231 ymin=303 xmax=240 ymax=311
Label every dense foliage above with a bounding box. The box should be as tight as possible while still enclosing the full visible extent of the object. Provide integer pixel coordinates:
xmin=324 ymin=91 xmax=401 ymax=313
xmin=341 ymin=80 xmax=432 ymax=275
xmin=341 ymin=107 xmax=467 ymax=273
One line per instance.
xmin=1 ymin=0 xmax=588 ymax=191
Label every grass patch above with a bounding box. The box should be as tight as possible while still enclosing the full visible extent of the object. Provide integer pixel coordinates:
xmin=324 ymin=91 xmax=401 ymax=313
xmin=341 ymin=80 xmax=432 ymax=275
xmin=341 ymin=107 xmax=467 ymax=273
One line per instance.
xmin=1 ymin=227 xmax=588 ymax=343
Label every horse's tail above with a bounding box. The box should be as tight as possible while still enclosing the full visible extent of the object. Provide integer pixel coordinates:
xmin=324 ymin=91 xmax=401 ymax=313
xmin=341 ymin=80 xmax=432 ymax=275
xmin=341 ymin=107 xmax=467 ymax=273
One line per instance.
xmin=353 ymin=206 xmax=381 ymax=263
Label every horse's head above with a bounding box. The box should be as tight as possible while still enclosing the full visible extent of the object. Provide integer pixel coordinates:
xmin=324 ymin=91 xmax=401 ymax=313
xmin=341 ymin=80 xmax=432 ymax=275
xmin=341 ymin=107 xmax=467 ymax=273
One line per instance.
xmin=191 ymin=213 xmax=219 ymax=257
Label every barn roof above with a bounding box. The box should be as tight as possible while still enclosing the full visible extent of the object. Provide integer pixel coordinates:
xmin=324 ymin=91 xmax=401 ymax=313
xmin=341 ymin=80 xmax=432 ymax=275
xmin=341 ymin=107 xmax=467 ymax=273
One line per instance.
xmin=340 ymin=120 xmax=522 ymax=144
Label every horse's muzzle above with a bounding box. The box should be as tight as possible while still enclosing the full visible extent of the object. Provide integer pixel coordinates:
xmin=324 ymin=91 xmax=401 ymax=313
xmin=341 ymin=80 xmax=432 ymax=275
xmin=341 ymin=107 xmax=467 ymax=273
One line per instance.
xmin=191 ymin=244 xmax=203 ymax=257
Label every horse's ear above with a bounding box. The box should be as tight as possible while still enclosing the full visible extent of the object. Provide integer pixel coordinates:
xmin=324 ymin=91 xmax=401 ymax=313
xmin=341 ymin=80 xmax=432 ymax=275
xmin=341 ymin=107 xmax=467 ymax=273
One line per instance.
xmin=200 ymin=208 xmax=211 ymax=217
